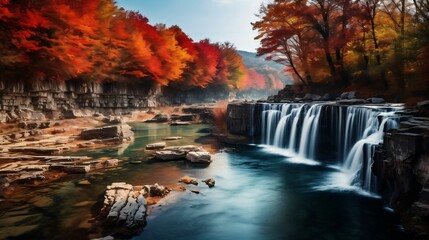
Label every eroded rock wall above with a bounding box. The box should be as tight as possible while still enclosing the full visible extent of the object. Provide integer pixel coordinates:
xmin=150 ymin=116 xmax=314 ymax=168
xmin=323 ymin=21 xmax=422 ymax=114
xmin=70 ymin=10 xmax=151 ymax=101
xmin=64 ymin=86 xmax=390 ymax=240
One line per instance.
xmin=226 ymin=102 xmax=255 ymax=138
xmin=0 ymin=80 xmax=161 ymax=122
xmin=373 ymin=117 xmax=429 ymax=239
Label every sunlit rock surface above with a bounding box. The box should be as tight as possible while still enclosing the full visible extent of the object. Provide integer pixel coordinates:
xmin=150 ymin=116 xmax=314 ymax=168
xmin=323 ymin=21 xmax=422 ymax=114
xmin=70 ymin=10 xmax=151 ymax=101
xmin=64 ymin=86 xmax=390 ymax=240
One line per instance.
xmin=100 ymin=182 xmax=169 ymax=234
xmin=186 ymin=151 xmax=212 ymax=164
xmin=155 ymin=145 xmax=205 ymax=161
xmin=80 ymin=124 xmax=134 ymax=143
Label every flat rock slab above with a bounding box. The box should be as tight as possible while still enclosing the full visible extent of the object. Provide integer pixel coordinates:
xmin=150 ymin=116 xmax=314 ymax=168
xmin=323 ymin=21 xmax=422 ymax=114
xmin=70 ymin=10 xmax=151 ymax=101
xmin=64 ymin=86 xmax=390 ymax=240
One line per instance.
xmin=0 ymin=161 xmax=49 ymax=174
xmin=154 ymin=150 xmax=185 ymax=161
xmin=49 ymin=164 xmax=90 ymax=173
xmin=186 ymin=151 xmax=212 ymax=164
xmin=80 ymin=124 xmax=134 ymax=143
xmin=144 ymin=114 xmax=169 ymax=123
xmin=155 ymin=145 xmax=204 ymax=161
xmin=170 ymin=121 xmax=191 ymax=126
xmin=145 ymin=142 xmax=166 ymax=150
xmin=8 ymin=147 xmax=63 ymax=155
xmin=163 ymin=136 xmax=183 ymax=141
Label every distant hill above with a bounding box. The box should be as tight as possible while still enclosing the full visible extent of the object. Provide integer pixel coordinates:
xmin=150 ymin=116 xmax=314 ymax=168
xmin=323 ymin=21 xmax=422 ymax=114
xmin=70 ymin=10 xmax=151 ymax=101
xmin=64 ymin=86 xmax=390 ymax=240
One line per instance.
xmin=238 ymin=50 xmax=293 ymax=87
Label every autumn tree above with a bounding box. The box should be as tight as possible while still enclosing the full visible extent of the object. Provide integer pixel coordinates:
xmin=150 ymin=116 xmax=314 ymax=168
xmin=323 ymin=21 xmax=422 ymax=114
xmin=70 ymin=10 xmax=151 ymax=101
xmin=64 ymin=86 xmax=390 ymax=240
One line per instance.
xmin=0 ymin=0 xmax=255 ymax=98
xmin=253 ymin=1 xmax=314 ymax=86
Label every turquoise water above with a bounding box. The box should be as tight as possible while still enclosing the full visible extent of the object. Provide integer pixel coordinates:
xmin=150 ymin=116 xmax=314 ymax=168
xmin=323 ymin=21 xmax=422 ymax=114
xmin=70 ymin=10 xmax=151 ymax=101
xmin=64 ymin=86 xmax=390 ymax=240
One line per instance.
xmin=0 ymin=123 xmax=408 ymax=240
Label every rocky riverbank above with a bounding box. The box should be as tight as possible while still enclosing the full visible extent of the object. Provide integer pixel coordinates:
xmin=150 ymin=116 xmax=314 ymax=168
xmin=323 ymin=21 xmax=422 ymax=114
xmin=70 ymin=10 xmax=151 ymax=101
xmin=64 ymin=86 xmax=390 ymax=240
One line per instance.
xmin=0 ymin=103 xmax=218 ymax=197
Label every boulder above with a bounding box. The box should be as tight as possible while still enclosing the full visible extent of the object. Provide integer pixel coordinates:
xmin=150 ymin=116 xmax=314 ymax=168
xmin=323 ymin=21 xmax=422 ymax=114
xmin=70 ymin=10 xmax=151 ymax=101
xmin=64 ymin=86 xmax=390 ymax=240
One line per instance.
xmin=178 ymin=176 xmax=199 ymax=185
xmin=17 ymin=171 xmax=46 ymax=183
xmin=202 ymin=178 xmax=215 ymax=188
xmin=340 ymin=91 xmax=358 ymax=99
xmin=145 ymin=142 xmax=166 ymax=150
xmin=186 ymin=151 xmax=212 ymax=164
xmin=104 ymin=159 xmax=119 ymax=167
xmin=366 ymin=97 xmax=386 ymax=104
xmin=63 ymin=109 xmax=84 ymax=119
xmin=144 ymin=183 xmax=170 ymax=197
xmin=100 ymin=182 xmax=169 ymax=233
xmin=39 ymin=121 xmax=52 ymax=129
xmin=145 ymin=114 xmax=169 ymax=123
xmin=337 ymin=99 xmax=366 ymax=105
xmin=101 ymin=182 xmax=145 ymax=227
xmin=170 ymin=114 xmax=196 ymax=122
xmin=29 ymin=130 xmax=43 ymax=136
xmin=80 ymin=124 xmax=134 ymax=143
xmin=417 ymin=100 xmax=429 ymax=117
xmin=155 ymin=145 xmax=204 ymax=161
xmin=303 ymin=93 xmax=321 ymax=101
xmin=103 ymin=116 xmax=123 ymax=124
xmin=10 ymin=133 xmax=23 ymax=139
xmin=321 ymin=93 xmax=331 ymax=101
xmin=18 ymin=122 xmax=27 ymax=129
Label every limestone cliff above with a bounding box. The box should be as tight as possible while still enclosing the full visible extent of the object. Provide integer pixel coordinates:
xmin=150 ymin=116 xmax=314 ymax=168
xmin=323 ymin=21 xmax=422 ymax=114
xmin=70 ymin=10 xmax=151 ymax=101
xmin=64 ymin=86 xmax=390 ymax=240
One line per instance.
xmin=0 ymin=79 xmax=161 ymax=122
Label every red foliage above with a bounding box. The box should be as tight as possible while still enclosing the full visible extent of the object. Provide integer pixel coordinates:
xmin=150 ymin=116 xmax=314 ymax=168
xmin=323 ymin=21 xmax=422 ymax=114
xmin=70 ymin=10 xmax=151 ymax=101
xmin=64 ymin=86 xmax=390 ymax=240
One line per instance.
xmin=241 ymin=68 xmax=267 ymax=90
xmin=0 ymin=0 xmax=251 ymax=92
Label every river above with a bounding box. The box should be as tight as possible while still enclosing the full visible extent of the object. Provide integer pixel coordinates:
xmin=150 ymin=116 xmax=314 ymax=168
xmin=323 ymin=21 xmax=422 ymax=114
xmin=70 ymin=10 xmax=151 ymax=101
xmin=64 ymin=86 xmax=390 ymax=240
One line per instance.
xmin=0 ymin=123 xmax=408 ymax=240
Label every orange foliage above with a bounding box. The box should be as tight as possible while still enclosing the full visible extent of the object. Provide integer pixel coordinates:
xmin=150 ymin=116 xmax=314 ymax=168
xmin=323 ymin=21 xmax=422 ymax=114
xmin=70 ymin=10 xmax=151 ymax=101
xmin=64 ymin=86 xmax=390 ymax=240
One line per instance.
xmin=239 ymin=68 xmax=267 ymax=90
xmin=0 ymin=0 xmax=251 ymax=92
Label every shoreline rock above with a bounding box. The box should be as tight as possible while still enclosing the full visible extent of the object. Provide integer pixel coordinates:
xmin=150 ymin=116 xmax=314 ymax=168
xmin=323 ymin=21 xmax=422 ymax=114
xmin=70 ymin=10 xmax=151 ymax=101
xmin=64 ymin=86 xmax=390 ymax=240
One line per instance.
xmin=145 ymin=142 xmax=166 ymax=150
xmin=178 ymin=176 xmax=199 ymax=185
xmin=80 ymin=124 xmax=134 ymax=143
xmin=202 ymin=178 xmax=215 ymax=188
xmin=99 ymin=182 xmax=170 ymax=235
xmin=154 ymin=145 xmax=204 ymax=161
xmin=186 ymin=151 xmax=212 ymax=164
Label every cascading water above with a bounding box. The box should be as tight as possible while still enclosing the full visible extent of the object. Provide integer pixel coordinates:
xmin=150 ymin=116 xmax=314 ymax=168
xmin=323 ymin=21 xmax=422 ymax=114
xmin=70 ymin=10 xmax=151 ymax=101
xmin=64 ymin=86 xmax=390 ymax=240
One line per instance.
xmin=343 ymin=112 xmax=399 ymax=192
xmin=258 ymin=102 xmax=402 ymax=193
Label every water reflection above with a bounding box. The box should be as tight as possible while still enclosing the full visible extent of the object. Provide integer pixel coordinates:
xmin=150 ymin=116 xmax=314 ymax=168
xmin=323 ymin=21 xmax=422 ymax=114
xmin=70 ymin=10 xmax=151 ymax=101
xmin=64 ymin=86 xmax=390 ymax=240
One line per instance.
xmin=0 ymin=123 xmax=408 ymax=240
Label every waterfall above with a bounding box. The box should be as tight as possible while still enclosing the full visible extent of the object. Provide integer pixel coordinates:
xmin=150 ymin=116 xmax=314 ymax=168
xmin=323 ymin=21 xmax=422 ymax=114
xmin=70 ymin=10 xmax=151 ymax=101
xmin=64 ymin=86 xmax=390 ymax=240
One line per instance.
xmin=258 ymin=103 xmax=401 ymax=193
xmin=343 ymin=112 xmax=399 ymax=192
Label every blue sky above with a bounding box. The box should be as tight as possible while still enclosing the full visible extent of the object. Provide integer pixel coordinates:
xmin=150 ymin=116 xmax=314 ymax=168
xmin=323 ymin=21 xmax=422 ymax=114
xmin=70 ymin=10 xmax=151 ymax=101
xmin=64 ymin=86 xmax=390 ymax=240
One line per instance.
xmin=116 ymin=0 xmax=267 ymax=52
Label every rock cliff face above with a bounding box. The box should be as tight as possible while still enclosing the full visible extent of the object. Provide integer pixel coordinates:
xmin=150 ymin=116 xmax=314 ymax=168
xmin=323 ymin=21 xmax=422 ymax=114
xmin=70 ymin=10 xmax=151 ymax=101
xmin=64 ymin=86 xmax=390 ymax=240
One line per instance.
xmin=0 ymin=80 xmax=161 ymax=122
xmin=226 ymin=102 xmax=255 ymax=138
xmin=373 ymin=117 xmax=429 ymax=239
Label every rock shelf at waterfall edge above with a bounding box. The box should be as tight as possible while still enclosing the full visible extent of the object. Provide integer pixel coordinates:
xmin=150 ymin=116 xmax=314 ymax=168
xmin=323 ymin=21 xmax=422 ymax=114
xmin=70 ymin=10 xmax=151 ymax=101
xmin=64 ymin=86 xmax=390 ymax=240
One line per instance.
xmin=226 ymin=99 xmax=429 ymax=239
